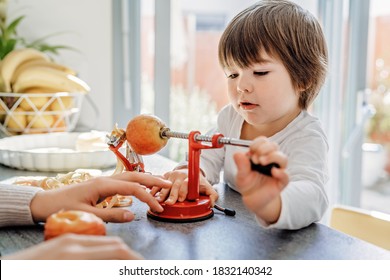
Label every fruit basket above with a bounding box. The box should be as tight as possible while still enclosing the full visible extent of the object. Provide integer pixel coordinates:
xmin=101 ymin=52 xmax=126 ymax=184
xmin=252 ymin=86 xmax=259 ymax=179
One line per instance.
xmin=0 ymin=48 xmax=91 ymax=136
xmin=0 ymin=92 xmax=85 ymax=136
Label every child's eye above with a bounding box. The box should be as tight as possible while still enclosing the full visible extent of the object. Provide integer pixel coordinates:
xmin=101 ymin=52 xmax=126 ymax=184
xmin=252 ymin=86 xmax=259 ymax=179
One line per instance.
xmin=254 ymin=71 xmax=269 ymax=76
xmin=227 ymin=73 xmax=238 ymax=79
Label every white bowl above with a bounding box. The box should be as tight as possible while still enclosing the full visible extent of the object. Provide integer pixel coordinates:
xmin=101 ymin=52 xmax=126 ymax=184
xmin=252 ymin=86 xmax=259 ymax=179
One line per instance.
xmin=0 ymin=132 xmax=117 ymax=172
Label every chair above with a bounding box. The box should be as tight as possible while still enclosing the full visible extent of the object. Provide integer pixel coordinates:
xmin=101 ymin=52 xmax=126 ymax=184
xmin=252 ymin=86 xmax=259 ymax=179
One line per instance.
xmin=330 ymin=205 xmax=390 ymax=250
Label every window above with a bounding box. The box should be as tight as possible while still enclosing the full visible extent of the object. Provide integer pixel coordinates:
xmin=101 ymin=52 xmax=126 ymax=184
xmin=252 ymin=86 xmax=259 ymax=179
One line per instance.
xmin=126 ymin=0 xmax=261 ymax=160
xmin=359 ymin=0 xmax=390 ymax=212
xmin=316 ymin=0 xmax=371 ymax=211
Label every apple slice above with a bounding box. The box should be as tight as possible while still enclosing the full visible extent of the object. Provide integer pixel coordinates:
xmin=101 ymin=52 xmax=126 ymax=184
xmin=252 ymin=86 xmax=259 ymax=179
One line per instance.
xmin=126 ymin=114 xmax=168 ymax=155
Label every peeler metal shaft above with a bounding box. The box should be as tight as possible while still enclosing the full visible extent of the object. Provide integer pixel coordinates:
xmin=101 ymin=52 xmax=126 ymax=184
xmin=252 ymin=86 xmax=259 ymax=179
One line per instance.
xmin=162 ymin=130 xmax=252 ymax=148
xmin=161 ymin=129 xmax=280 ymax=177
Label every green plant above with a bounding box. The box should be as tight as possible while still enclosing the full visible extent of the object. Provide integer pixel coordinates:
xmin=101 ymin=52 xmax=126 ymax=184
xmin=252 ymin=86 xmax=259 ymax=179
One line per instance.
xmin=0 ymin=0 xmax=73 ymax=60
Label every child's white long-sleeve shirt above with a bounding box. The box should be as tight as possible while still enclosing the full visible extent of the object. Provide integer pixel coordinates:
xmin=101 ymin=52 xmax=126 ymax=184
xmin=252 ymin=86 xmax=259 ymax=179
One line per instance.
xmin=200 ymin=104 xmax=329 ymax=229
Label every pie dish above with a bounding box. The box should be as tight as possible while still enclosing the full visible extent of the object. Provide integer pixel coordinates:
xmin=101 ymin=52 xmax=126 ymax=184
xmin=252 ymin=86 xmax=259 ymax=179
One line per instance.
xmin=0 ymin=132 xmax=116 ymax=172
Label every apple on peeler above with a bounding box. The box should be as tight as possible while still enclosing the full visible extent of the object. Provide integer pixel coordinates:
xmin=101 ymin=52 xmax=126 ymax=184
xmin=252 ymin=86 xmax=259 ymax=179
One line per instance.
xmin=126 ymin=114 xmax=168 ymax=155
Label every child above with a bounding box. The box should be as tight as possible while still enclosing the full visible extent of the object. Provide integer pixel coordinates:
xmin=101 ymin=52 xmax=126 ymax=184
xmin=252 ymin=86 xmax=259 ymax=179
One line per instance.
xmin=155 ymin=0 xmax=329 ymax=230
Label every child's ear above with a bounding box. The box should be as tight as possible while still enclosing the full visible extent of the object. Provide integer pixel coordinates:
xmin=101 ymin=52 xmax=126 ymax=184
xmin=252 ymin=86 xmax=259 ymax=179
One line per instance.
xmin=297 ymin=82 xmax=311 ymax=92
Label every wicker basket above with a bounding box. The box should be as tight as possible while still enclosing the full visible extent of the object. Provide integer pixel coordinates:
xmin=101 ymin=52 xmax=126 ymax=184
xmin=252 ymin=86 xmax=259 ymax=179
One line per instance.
xmin=0 ymin=92 xmax=85 ymax=136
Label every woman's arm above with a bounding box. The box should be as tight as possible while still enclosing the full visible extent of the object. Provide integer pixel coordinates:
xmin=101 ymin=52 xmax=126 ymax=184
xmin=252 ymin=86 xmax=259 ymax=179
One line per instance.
xmin=0 ymin=184 xmax=43 ymax=227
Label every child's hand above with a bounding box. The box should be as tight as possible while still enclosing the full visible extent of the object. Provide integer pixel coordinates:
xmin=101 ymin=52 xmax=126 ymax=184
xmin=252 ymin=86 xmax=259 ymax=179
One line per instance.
xmin=150 ymin=169 xmax=189 ymax=204
xmin=233 ymin=136 xmax=288 ymax=224
xmin=150 ymin=169 xmax=218 ymax=206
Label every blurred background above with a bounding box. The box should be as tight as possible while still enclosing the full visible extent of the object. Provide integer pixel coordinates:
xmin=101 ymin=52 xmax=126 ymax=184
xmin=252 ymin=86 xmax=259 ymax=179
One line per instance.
xmin=4 ymin=0 xmax=390 ymax=222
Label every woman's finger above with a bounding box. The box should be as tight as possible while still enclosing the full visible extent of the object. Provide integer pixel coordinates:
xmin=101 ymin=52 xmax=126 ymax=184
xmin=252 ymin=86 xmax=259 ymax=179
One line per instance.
xmin=85 ymin=207 xmax=135 ymax=223
xmin=85 ymin=179 xmax=164 ymax=213
xmin=111 ymin=172 xmax=172 ymax=189
xmin=156 ymin=188 xmax=171 ymax=202
xmin=149 ymin=186 xmax=162 ymax=196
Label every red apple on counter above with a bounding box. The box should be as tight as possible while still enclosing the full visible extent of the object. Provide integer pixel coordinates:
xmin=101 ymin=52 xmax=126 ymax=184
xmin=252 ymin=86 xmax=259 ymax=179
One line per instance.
xmin=126 ymin=114 xmax=168 ymax=155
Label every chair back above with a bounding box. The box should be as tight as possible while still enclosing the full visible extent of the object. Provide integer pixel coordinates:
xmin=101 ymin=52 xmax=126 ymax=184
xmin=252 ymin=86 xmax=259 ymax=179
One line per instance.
xmin=330 ymin=205 xmax=390 ymax=251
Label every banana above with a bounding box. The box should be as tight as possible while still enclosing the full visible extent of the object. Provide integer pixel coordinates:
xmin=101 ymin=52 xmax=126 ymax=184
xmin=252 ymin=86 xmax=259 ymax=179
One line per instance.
xmin=0 ymin=60 xmax=5 ymax=92
xmin=27 ymin=114 xmax=55 ymax=129
xmin=12 ymin=66 xmax=91 ymax=93
xmin=19 ymin=88 xmax=52 ymax=111
xmin=11 ymin=60 xmax=77 ymax=85
xmin=5 ymin=107 xmax=27 ymax=131
xmin=0 ymin=48 xmax=50 ymax=92
xmin=22 ymin=87 xmax=59 ymax=93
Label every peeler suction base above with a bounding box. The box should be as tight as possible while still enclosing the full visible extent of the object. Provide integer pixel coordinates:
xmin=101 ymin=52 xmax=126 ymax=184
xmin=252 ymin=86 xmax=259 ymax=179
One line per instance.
xmin=147 ymin=195 xmax=214 ymax=223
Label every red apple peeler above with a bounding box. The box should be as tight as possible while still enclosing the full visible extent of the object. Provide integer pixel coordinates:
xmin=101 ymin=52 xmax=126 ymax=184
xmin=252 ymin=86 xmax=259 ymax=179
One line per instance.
xmin=146 ymin=129 xmax=279 ymax=222
xmin=107 ymin=124 xmax=279 ymax=223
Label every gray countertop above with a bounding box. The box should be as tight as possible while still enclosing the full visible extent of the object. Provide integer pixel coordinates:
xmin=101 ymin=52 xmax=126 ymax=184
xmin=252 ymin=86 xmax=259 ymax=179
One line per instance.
xmin=1 ymin=154 xmax=390 ymax=260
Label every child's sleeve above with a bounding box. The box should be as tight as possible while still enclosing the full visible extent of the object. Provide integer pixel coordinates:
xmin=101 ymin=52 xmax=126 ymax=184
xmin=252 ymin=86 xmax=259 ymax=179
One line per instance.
xmin=259 ymin=132 xmax=329 ymax=229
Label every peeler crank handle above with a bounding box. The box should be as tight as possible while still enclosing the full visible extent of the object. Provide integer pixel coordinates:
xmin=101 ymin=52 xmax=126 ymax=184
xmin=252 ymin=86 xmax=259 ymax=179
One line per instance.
xmin=163 ymin=131 xmax=280 ymax=176
xmin=219 ymin=137 xmax=281 ymax=176
xmin=250 ymin=161 xmax=280 ymax=177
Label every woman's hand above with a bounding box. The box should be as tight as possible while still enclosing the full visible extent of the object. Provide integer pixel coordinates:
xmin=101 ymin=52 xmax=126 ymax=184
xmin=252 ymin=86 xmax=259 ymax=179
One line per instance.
xmin=2 ymin=234 xmax=143 ymax=260
xmin=234 ymin=137 xmax=288 ymax=224
xmin=150 ymin=169 xmax=219 ymax=206
xmin=30 ymin=172 xmax=172 ymax=223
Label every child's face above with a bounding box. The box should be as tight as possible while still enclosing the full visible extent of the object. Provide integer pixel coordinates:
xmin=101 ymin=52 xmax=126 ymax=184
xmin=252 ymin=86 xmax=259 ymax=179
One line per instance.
xmin=224 ymin=52 xmax=301 ymax=131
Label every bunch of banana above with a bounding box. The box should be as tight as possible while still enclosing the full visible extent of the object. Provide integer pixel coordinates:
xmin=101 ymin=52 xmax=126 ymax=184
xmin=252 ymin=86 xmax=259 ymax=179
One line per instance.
xmin=0 ymin=48 xmax=90 ymax=93
xmin=0 ymin=48 xmax=90 ymax=134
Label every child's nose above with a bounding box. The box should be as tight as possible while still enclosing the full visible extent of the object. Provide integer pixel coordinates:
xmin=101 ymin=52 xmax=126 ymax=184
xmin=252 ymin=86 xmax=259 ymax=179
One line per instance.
xmin=237 ymin=80 xmax=253 ymax=93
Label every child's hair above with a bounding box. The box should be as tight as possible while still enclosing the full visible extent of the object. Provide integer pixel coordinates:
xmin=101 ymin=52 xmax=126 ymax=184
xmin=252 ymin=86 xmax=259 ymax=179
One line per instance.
xmin=218 ymin=0 xmax=328 ymax=109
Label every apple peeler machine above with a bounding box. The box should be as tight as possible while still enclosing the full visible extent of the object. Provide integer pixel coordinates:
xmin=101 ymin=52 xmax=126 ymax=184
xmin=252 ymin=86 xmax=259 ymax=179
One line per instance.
xmin=107 ymin=127 xmax=279 ymax=223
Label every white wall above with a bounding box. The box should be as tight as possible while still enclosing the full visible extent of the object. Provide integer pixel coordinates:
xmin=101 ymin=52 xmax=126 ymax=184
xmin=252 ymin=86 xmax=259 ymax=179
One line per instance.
xmin=7 ymin=0 xmax=113 ymax=131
